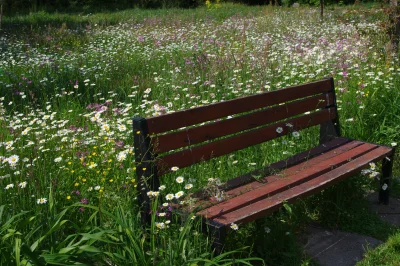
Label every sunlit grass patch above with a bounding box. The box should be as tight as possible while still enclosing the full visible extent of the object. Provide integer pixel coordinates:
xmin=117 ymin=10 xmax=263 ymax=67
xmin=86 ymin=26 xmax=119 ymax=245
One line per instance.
xmin=358 ymin=231 xmax=400 ymax=266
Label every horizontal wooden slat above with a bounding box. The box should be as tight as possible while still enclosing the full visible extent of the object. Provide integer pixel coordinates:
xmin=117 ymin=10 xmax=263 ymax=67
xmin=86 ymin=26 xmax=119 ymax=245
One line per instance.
xmin=156 ymin=108 xmax=336 ymax=176
xmin=189 ymin=139 xmax=362 ymax=209
xmin=219 ymin=137 xmax=352 ymax=191
xmin=198 ymin=143 xmax=377 ymax=219
xmin=147 ymin=78 xmax=333 ymax=134
xmin=153 ymin=93 xmax=335 ymax=153
xmin=213 ymin=146 xmax=393 ymax=226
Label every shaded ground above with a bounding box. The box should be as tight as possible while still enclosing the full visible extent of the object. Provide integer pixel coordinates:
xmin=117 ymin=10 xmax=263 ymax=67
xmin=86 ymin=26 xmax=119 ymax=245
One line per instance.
xmin=299 ymin=191 xmax=400 ymax=266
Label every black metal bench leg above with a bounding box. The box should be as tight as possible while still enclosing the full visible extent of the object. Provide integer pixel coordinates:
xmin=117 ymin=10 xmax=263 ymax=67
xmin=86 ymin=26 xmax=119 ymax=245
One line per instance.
xmin=206 ymin=220 xmax=226 ymax=255
xmin=379 ymin=155 xmax=394 ymax=205
xmin=132 ymin=117 xmax=160 ymax=226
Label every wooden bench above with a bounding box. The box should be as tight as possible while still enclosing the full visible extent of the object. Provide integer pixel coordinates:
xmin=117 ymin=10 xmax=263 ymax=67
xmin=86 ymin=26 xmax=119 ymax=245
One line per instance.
xmin=132 ymin=77 xmax=395 ymax=253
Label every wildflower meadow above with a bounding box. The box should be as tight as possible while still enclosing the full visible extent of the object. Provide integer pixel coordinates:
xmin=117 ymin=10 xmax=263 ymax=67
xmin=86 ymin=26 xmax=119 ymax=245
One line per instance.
xmin=0 ymin=3 xmax=399 ymax=265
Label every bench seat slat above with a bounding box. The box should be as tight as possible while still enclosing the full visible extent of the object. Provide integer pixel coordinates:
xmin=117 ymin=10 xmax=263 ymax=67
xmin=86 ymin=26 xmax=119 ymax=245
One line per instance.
xmin=213 ymin=146 xmax=394 ymax=226
xmin=198 ymin=142 xmax=378 ymax=219
xmin=153 ymin=93 xmax=335 ymax=153
xmin=147 ymin=79 xmax=333 ymax=134
xmin=220 ymin=137 xmax=352 ymax=191
xmin=157 ymin=108 xmax=336 ymax=175
xmin=190 ymin=139 xmax=363 ymax=211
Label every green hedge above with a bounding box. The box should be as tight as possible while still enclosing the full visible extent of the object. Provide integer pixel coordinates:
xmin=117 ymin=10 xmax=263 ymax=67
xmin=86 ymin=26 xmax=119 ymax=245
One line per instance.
xmin=1 ymin=0 xmax=201 ymax=15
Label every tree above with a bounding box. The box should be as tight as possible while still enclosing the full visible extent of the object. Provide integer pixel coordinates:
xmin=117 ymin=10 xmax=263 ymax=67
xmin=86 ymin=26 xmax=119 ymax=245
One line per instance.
xmin=390 ymin=0 xmax=400 ymax=52
xmin=0 ymin=0 xmax=3 ymax=31
xmin=320 ymin=0 xmax=323 ymax=21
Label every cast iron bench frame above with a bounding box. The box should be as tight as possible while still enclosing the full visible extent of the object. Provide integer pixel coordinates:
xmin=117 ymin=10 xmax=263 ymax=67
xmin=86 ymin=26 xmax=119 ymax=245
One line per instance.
xmin=132 ymin=77 xmax=395 ymax=253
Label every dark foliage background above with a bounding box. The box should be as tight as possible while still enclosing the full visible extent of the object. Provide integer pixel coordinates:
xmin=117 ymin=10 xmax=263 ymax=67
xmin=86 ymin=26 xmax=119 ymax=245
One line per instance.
xmin=1 ymin=0 xmax=200 ymax=14
xmin=1 ymin=0 xmax=365 ymax=15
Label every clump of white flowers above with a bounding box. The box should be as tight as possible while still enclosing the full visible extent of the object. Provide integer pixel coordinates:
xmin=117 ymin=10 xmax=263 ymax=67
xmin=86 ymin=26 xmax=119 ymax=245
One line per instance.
xmin=361 ymin=162 xmax=380 ymax=179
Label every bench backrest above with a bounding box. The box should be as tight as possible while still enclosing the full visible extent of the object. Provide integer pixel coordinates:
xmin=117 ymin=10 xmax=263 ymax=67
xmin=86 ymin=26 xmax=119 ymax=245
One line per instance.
xmin=133 ymin=77 xmax=340 ymax=222
xmin=133 ymin=77 xmax=340 ymax=180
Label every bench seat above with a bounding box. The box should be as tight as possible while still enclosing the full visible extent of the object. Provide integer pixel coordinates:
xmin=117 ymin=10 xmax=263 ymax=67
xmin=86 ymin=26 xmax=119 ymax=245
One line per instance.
xmin=193 ymin=137 xmax=393 ymax=226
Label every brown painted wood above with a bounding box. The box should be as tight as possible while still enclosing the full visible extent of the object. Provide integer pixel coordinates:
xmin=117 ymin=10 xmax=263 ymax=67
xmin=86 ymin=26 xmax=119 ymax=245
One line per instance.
xmin=147 ymin=79 xmax=333 ymax=134
xmin=187 ymin=139 xmax=362 ymax=211
xmin=213 ymin=146 xmax=394 ymax=226
xmin=220 ymin=137 xmax=352 ymax=191
xmin=157 ymin=108 xmax=336 ymax=176
xmin=153 ymin=93 xmax=335 ymax=153
xmin=197 ymin=143 xmax=378 ymax=219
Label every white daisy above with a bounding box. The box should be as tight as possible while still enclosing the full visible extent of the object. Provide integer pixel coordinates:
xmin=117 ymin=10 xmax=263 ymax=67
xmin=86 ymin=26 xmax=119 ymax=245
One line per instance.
xmin=165 ymin=194 xmax=175 ymax=200
xmin=5 ymin=184 xmax=14 ymax=190
xmin=118 ymin=124 xmax=127 ymax=132
xmin=175 ymin=191 xmax=184 ymax=199
xmin=8 ymin=155 xmax=19 ymax=165
xmin=176 ymin=176 xmax=184 ymax=183
xmin=101 ymin=124 xmax=110 ymax=131
xmin=18 ymin=181 xmax=27 ymax=188
xmin=117 ymin=151 xmax=127 ymax=162
xmin=230 ymin=223 xmax=239 ymax=230
xmin=37 ymin=198 xmax=48 ymax=204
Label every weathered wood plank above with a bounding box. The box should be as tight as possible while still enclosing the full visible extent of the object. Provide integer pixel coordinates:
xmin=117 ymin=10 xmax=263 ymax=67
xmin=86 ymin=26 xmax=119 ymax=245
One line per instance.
xmin=198 ymin=143 xmax=378 ymax=219
xmin=188 ymin=139 xmax=363 ymax=206
xmin=157 ymin=108 xmax=336 ymax=176
xmin=187 ymin=139 xmax=361 ymax=211
xmin=147 ymin=79 xmax=333 ymax=134
xmin=213 ymin=146 xmax=394 ymax=226
xmin=219 ymin=137 xmax=353 ymax=191
xmin=153 ymin=93 xmax=335 ymax=153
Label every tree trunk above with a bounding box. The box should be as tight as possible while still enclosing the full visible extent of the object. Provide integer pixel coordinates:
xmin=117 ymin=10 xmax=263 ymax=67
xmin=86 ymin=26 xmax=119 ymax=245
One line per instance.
xmin=0 ymin=2 xmax=3 ymax=31
xmin=390 ymin=0 xmax=399 ymax=53
xmin=320 ymin=0 xmax=324 ymax=21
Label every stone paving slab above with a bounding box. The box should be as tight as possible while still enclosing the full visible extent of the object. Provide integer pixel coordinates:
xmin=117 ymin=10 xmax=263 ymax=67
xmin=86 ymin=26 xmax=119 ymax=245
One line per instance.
xmin=297 ymin=188 xmax=400 ymax=266
xmin=367 ymin=192 xmax=400 ymax=226
xmin=299 ymin=224 xmax=383 ymax=266
xmin=299 ymin=192 xmax=400 ymax=266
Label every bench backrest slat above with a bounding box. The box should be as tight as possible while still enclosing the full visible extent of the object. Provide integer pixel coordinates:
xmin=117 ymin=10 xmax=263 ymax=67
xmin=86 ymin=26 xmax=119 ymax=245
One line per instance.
xmin=152 ymin=92 xmax=335 ymax=154
xmin=146 ymin=78 xmax=333 ymax=135
xmin=156 ymin=107 xmax=337 ymax=175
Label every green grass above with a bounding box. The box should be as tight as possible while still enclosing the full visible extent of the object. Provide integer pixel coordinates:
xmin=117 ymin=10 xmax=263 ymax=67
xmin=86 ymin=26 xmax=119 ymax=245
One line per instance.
xmin=1 ymin=2 xmax=400 ymax=265
xmin=358 ymin=231 xmax=400 ymax=266
xmin=2 ymin=3 xmax=265 ymax=32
